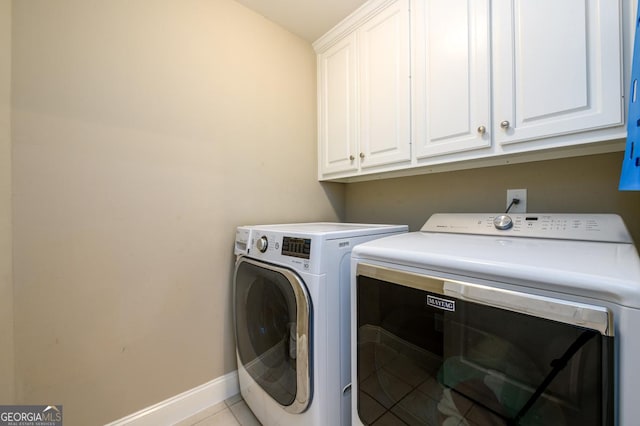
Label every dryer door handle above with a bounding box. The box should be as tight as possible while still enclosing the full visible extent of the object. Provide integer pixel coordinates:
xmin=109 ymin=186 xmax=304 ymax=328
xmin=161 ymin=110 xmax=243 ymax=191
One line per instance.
xmin=356 ymin=262 xmax=612 ymax=336
xmin=443 ymin=280 xmax=613 ymax=336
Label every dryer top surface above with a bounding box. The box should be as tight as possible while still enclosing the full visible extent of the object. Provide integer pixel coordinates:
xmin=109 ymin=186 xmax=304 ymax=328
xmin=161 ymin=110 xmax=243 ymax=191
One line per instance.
xmin=352 ymin=224 xmax=640 ymax=308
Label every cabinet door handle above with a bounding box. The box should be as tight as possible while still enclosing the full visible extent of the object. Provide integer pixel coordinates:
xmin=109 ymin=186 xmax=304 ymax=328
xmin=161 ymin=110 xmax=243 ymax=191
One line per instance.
xmin=500 ymin=120 xmax=510 ymax=130
xmin=477 ymin=125 xmax=486 ymax=135
xmin=359 ymin=152 xmax=365 ymax=159
xmin=349 ymin=155 xmax=355 ymax=161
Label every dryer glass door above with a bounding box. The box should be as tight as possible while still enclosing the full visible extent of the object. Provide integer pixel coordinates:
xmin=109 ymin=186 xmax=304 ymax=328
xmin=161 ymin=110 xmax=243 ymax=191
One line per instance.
xmin=355 ymin=264 xmax=614 ymax=426
xmin=234 ymin=258 xmax=311 ymax=413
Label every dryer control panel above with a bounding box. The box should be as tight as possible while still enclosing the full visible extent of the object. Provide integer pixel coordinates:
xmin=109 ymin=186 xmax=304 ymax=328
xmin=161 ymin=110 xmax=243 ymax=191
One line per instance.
xmin=422 ymin=213 xmax=633 ymax=243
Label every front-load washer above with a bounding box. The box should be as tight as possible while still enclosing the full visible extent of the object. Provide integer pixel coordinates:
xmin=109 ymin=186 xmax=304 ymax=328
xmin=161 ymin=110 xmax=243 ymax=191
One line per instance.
xmin=350 ymin=213 xmax=640 ymax=426
xmin=233 ymin=222 xmax=407 ymax=426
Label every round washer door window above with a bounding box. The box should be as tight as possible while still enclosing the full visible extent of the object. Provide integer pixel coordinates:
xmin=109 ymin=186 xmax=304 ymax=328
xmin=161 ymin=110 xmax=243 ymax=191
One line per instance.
xmin=234 ymin=258 xmax=311 ymax=413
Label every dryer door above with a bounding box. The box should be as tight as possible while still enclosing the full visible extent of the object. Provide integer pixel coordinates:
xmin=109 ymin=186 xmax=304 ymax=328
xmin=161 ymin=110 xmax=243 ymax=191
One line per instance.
xmin=234 ymin=257 xmax=311 ymax=413
xmin=355 ymin=263 xmax=614 ymax=426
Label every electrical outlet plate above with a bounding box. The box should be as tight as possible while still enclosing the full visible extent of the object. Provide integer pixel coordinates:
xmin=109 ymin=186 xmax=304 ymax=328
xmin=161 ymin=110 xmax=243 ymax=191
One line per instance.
xmin=506 ymin=189 xmax=527 ymax=213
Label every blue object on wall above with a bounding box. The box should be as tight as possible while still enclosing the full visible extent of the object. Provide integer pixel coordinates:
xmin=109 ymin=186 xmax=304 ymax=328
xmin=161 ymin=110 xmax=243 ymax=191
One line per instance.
xmin=620 ymin=1 xmax=640 ymax=190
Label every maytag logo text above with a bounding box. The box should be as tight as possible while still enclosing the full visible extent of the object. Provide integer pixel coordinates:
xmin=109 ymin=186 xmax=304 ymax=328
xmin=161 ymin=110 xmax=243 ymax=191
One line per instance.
xmin=426 ymin=295 xmax=455 ymax=312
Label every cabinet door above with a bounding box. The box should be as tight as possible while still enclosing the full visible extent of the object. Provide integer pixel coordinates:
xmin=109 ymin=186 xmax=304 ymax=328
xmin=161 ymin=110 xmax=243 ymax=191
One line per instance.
xmin=358 ymin=0 xmax=411 ymax=169
xmin=413 ymin=0 xmax=491 ymax=159
xmin=492 ymin=0 xmax=623 ymax=146
xmin=318 ymin=33 xmax=359 ymax=176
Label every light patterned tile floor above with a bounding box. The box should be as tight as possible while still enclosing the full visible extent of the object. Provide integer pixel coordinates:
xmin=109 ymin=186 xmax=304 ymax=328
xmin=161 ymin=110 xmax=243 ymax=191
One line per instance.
xmin=177 ymin=394 xmax=262 ymax=426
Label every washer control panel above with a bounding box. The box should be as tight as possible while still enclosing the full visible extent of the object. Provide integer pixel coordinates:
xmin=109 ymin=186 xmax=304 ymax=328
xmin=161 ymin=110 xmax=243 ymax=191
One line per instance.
xmin=256 ymin=236 xmax=269 ymax=253
xmin=234 ymin=226 xmax=315 ymax=272
xmin=281 ymin=236 xmax=311 ymax=259
xmin=235 ymin=227 xmax=251 ymax=255
xmin=422 ymin=213 xmax=633 ymax=243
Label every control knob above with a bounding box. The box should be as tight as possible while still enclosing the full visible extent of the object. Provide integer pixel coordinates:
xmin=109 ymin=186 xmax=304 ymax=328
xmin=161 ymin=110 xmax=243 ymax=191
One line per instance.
xmin=493 ymin=215 xmax=513 ymax=230
xmin=256 ymin=236 xmax=269 ymax=252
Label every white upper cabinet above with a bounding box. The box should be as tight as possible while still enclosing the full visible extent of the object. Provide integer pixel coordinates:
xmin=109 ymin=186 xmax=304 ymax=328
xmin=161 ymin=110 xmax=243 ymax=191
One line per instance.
xmin=358 ymin=1 xmax=411 ymax=168
xmin=315 ymin=0 xmax=411 ymax=180
xmin=413 ymin=0 xmax=492 ymax=158
xmin=317 ymin=33 xmax=359 ymax=176
xmin=413 ymin=0 xmax=623 ymax=158
xmin=492 ymin=0 xmax=623 ymax=146
xmin=316 ymin=0 xmax=626 ymax=181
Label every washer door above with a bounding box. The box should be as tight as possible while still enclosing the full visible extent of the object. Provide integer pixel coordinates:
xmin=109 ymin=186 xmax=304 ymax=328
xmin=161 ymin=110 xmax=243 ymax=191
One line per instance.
xmin=234 ymin=257 xmax=311 ymax=413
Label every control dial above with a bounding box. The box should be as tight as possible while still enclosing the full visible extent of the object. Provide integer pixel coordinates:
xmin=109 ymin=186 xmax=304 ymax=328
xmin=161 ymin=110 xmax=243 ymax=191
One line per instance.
xmin=493 ymin=215 xmax=513 ymax=230
xmin=256 ymin=236 xmax=269 ymax=252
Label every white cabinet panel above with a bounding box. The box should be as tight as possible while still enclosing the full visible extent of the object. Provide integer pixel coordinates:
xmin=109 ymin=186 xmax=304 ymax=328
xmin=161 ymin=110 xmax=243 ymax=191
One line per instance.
xmin=359 ymin=0 xmax=411 ymax=168
xmin=316 ymin=0 xmax=410 ymax=179
xmin=316 ymin=0 xmax=626 ymax=182
xmin=413 ymin=0 xmax=491 ymax=158
xmin=318 ymin=34 xmax=358 ymax=175
xmin=518 ymin=0 xmax=587 ymax=120
xmin=493 ymin=0 xmax=623 ymax=145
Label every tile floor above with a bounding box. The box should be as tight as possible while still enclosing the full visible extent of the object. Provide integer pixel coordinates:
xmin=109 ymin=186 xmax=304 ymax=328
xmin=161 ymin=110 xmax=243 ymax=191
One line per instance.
xmin=356 ymin=325 xmax=511 ymax=426
xmin=176 ymin=394 xmax=262 ymax=426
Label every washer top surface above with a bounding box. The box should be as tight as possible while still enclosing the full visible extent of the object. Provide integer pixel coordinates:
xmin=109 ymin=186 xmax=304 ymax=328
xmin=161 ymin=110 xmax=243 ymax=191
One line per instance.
xmin=353 ymin=213 xmax=640 ymax=308
xmin=240 ymin=222 xmax=406 ymax=236
xmin=235 ymin=222 xmax=408 ymax=274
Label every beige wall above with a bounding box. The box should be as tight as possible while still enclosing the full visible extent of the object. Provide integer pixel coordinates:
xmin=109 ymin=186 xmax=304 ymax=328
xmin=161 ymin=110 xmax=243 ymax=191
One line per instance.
xmin=10 ymin=0 xmax=640 ymax=424
xmin=0 ymin=0 xmax=14 ymax=404
xmin=11 ymin=0 xmax=343 ymax=424
xmin=345 ymin=152 xmax=640 ymax=243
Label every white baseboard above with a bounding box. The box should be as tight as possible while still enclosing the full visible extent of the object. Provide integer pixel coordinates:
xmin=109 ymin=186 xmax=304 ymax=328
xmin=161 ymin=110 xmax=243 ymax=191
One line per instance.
xmin=105 ymin=370 xmax=240 ymax=426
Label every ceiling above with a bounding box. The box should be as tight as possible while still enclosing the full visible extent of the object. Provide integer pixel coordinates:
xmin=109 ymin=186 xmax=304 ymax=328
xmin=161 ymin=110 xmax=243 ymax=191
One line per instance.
xmin=234 ymin=0 xmax=369 ymax=43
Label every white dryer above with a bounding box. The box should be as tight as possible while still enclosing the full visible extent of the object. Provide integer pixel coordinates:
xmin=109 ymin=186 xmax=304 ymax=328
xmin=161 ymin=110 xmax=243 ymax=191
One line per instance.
xmin=233 ymin=222 xmax=407 ymax=426
xmin=350 ymin=214 xmax=640 ymax=426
